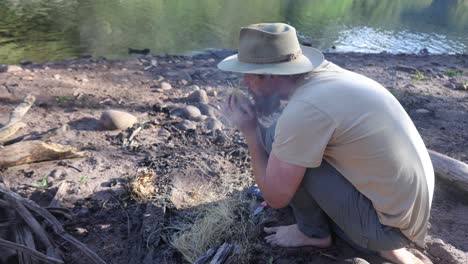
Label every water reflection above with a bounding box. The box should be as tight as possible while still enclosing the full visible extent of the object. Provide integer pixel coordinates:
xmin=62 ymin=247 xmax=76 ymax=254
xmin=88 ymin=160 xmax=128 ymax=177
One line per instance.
xmin=0 ymin=0 xmax=466 ymax=63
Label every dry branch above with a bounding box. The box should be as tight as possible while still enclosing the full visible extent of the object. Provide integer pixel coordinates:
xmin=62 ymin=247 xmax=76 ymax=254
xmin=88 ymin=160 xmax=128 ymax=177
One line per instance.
xmin=2 ymin=124 xmax=70 ymax=146
xmin=0 ymin=94 xmax=35 ymax=143
xmin=0 ymin=188 xmax=107 ymax=264
xmin=0 ymin=140 xmax=85 ymax=169
xmin=0 ymin=238 xmax=63 ymax=264
xmin=209 ymin=243 xmax=233 ymax=264
xmin=429 ymin=150 xmax=468 ymax=193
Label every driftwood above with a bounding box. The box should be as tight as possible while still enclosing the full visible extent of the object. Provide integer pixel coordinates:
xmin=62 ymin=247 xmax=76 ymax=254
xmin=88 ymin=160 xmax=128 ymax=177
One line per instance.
xmin=429 ymin=150 xmax=468 ymax=193
xmin=2 ymin=124 xmax=70 ymax=146
xmin=0 ymin=94 xmax=35 ymax=143
xmin=0 ymin=187 xmax=106 ymax=264
xmin=0 ymin=140 xmax=85 ymax=169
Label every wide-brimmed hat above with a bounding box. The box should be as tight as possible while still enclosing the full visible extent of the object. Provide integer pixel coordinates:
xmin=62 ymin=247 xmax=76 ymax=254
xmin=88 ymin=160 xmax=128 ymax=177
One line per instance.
xmin=218 ymin=23 xmax=324 ymax=75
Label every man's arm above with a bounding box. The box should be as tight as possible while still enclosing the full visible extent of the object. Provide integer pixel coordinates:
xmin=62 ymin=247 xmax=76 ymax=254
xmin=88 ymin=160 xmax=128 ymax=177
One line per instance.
xmin=225 ymin=92 xmax=306 ymax=208
xmin=244 ymin=132 xmax=306 ymax=208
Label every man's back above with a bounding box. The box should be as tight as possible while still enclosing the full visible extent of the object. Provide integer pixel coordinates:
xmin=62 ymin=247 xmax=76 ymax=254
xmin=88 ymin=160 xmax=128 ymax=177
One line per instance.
xmin=272 ymin=61 xmax=435 ymax=246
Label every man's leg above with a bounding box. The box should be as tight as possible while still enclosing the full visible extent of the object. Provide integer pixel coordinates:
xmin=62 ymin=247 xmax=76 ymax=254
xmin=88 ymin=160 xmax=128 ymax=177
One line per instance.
xmin=256 ymin=123 xmax=426 ymax=263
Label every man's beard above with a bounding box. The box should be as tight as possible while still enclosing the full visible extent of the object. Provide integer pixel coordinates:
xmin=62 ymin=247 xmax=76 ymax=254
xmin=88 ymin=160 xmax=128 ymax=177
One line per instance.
xmin=250 ymin=91 xmax=288 ymax=128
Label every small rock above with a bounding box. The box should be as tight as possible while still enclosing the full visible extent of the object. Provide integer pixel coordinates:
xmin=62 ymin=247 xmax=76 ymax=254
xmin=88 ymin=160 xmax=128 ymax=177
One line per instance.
xmin=151 ymin=59 xmax=158 ymax=67
xmin=198 ymin=103 xmax=217 ymax=117
xmin=6 ymin=65 xmax=23 ymax=72
xmin=158 ymin=128 xmax=171 ymax=137
xmin=177 ymin=120 xmax=196 ymax=131
xmin=183 ymin=105 xmax=202 ymax=119
xmin=205 ymin=117 xmax=223 ymax=131
xmin=153 ymin=101 xmax=168 ymax=112
xmin=160 ymin=82 xmax=172 ymax=90
xmin=22 ymin=76 xmax=34 ymax=81
xmin=0 ymin=64 xmax=7 ymax=73
xmin=187 ymin=89 xmax=209 ymax=103
xmin=444 ymin=82 xmax=457 ymax=89
xmin=99 ymin=110 xmax=138 ymax=130
xmin=178 ymin=79 xmax=189 ymax=86
xmin=50 ymin=169 xmax=67 ymax=178
xmin=190 ymin=115 xmax=207 ymax=122
xmin=189 ymin=85 xmax=200 ymax=91
xmin=53 ymin=74 xmax=61 ymax=80
xmin=415 ymin=109 xmax=430 ymax=114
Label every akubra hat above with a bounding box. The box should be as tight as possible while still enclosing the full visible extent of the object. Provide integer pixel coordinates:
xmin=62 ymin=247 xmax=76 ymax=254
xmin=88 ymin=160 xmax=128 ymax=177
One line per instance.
xmin=218 ymin=23 xmax=324 ymax=75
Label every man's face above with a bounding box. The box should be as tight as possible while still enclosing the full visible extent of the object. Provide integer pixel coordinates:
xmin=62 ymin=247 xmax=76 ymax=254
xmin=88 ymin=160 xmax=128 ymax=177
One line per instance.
xmin=242 ymin=73 xmax=286 ymax=124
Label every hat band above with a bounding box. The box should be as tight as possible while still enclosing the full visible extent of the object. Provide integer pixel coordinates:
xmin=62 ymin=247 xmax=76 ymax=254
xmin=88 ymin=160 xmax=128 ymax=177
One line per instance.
xmin=238 ymin=49 xmax=302 ymax=64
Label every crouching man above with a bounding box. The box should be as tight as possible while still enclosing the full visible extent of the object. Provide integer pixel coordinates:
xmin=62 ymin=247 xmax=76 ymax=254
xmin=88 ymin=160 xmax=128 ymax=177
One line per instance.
xmin=219 ymin=23 xmax=434 ymax=264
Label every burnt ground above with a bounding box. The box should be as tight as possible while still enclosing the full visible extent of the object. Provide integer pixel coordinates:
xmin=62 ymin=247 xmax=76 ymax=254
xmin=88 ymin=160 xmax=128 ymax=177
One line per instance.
xmin=0 ymin=50 xmax=467 ymax=263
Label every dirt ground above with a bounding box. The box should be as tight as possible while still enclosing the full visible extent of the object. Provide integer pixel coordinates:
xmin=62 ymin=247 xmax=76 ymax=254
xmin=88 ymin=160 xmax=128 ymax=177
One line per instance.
xmin=0 ymin=50 xmax=467 ymax=263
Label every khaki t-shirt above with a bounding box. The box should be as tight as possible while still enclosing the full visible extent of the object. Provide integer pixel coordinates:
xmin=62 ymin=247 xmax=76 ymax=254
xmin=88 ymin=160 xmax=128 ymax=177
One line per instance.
xmin=272 ymin=61 xmax=434 ymax=246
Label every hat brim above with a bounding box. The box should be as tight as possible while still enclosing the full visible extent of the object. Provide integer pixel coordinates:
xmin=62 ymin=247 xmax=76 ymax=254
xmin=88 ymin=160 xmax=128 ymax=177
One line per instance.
xmin=217 ymin=46 xmax=324 ymax=75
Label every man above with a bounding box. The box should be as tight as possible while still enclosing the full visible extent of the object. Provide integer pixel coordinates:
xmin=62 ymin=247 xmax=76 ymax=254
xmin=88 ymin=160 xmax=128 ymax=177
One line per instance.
xmin=218 ymin=23 xmax=434 ymax=264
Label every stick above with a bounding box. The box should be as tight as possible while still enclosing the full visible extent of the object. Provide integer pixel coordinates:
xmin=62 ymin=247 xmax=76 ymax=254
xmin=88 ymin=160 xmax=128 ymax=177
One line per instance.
xmin=15 ymin=224 xmax=37 ymax=264
xmin=0 ymin=140 xmax=85 ymax=169
xmin=2 ymin=124 xmax=70 ymax=146
xmin=0 ymin=94 xmax=35 ymax=143
xmin=0 ymin=238 xmax=63 ymax=264
xmin=193 ymin=246 xmax=218 ymax=264
xmin=429 ymin=150 xmax=468 ymax=193
xmin=209 ymin=243 xmax=233 ymax=264
xmin=48 ymin=181 xmax=69 ymax=208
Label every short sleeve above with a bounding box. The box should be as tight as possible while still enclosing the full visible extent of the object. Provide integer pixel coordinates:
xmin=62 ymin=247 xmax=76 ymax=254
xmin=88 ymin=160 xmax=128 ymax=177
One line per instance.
xmin=272 ymin=101 xmax=336 ymax=168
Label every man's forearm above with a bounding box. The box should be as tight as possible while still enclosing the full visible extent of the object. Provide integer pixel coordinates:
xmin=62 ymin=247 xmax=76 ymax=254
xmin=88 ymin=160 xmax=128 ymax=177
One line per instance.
xmin=244 ymin=131 xmax=269 ymax=194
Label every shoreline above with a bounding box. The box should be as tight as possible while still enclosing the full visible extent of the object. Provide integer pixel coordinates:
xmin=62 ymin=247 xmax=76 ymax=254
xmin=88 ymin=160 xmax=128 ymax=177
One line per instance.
xmin=0 ymin=48 xmax=467 ymax=264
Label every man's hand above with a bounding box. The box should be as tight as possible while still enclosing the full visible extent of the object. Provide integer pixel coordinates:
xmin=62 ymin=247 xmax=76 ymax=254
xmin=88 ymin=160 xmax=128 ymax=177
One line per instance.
xmin=224 ymin=92 xmax=257 ymax=135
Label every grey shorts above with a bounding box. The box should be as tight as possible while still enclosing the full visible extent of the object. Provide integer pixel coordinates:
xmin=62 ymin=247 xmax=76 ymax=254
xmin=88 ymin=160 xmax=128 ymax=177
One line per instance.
xmin=257 ymin=123 xmax=411 ymax=252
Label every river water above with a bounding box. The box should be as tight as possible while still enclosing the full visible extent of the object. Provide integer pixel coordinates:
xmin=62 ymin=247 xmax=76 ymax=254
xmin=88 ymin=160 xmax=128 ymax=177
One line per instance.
xmin=0 ymin=0 xmax=466 ymax=64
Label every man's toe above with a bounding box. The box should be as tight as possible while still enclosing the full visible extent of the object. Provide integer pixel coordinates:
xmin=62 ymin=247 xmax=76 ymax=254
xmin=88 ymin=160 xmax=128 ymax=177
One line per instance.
xmin=264 ymin=226 xmax=279 ymax=234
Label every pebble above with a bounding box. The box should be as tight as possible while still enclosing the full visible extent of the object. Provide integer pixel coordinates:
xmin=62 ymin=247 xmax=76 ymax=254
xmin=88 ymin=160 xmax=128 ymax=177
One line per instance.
xmin=53 ymin=74 xmax=61 ymax=80
xmin=158 ymin=128 xmax=171 ymax=138
xmin=50 ymin=169 xmax=67 ymax=178
xmin=160 ymin=82 xmax=172 ymax=90
xmin=0 ymin=64 xmax=7 ymax=73
xmin=444 ymin=83 xmax=457 ymax=89
xmin=177 ymin=120 xmax=196 ymax=131
xmin=99 ymin=110 xmax=138 ymax=130
xmin=187 ymin=89 xmax=209 ymax=103
xmin=193 ymin=115 xmax=208 ymax=122
xmin=183 ymin=105 xmax=202 ymax=119
xmin=189 ymin=85 xmax=200 ymax=91
xmin=7 ymin=65 xmax=23 ymax=72
xmin=415 ymin=108 xmax=431 ymax=114
xmin=198 ymin=103 xmax=217 ymax=117
xmin=205 ymin=117 xmax=223 ymax=131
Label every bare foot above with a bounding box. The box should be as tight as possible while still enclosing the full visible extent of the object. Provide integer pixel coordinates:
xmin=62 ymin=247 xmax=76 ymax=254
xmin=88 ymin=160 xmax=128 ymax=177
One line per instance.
xmin=380 ymin=248 xmax=432 ymax=264
xmin=264 ymin=224 xmax=332 ymax=248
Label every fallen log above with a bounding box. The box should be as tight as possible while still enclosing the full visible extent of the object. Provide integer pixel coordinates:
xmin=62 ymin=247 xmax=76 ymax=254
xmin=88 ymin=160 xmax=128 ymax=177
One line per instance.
xmin=429 ymin=150 xmax=468 ymax=193
xmin=0 ymin=94 xmax=35 ymax=143
xmin=0 ymin=140 xmax=85 ymax=169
